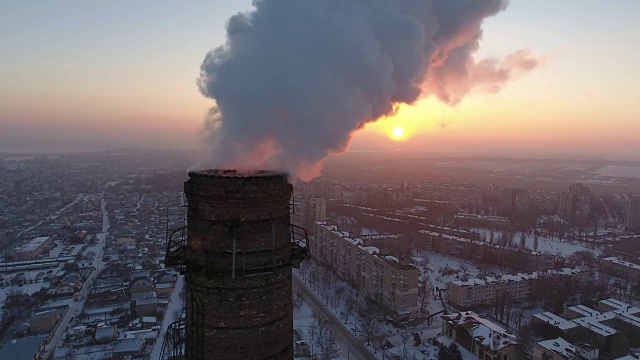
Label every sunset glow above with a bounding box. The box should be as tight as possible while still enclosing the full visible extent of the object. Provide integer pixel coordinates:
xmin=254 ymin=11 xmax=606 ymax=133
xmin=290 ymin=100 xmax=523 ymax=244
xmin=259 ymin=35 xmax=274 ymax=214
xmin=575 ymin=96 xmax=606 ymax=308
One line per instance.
xmin=0 ymin=1 xmax=638 ymax=161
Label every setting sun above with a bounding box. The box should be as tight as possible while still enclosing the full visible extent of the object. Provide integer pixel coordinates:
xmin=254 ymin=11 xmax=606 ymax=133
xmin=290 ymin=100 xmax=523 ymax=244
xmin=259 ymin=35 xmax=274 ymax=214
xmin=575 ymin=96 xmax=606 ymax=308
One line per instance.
xmin=391 ymin=126 xmax=405 ymax=139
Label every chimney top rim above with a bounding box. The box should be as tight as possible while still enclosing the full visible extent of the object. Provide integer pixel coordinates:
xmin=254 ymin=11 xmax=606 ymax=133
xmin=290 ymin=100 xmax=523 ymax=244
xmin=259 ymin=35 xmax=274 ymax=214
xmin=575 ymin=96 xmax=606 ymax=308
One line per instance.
xmin=189 ymin=169 xmax=288 ymax=179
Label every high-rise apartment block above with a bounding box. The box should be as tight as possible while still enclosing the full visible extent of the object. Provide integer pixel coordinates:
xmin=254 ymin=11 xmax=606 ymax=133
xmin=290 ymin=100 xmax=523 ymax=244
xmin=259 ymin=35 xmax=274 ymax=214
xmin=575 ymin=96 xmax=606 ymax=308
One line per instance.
xmin=560 ymin=183 xmax=591 ymax=224
xmin=312 ymin=222 xmax=420 ymax=320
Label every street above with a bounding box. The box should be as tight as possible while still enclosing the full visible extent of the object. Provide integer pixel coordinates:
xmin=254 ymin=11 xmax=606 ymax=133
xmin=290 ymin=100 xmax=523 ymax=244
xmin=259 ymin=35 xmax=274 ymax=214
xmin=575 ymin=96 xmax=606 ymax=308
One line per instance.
xmin=43 ymin=197 xmax=111 ymax=359
xmin=293 ymin=274 xmax=376 ymax=360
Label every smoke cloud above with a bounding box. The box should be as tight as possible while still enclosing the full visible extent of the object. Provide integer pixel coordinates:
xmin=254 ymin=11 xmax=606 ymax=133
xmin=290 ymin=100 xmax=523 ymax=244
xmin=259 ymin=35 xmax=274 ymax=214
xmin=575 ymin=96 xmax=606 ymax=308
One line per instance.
xmin=198 ymin=0 xmax=537 ymax=180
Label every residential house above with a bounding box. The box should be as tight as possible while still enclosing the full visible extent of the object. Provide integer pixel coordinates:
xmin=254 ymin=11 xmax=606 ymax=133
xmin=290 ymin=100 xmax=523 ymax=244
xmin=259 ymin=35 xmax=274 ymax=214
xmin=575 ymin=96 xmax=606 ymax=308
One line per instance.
xmin=135 ymin=297 xmax=158 ymax=316
xmin=29 ymin=310 xmax=58 ymax=333
xmin=130 ymin=277 xmax=153 ymax=294
xmin=56 ymin=283 xmax=76 ymax=296
xmin=440 ymin=311 xmax=523 ymax=360
xmin=94 ymin=325 xmax=117 ymax=344
xmin=112 ymin=338 xmax=145 ymax=359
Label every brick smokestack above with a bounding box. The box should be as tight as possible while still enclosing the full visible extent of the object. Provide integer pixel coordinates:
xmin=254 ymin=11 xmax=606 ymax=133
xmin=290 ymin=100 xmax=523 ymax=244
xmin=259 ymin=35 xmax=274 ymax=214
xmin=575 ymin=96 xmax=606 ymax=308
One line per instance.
xmin=183 ymin=169 xmax=294 ymax=360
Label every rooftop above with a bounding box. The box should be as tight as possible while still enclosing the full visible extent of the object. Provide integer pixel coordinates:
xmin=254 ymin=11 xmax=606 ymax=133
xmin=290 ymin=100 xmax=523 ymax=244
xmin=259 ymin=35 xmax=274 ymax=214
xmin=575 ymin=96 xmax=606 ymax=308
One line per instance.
xmin=537 ymin=337 xmax=575 ymax=359
xmin=0 ymin=336 xmax=46 ymax=360
xmin=442 ymin=311 xmax=519 ymax=351
xmin=602 ymin=257 xmax=640 ymax=270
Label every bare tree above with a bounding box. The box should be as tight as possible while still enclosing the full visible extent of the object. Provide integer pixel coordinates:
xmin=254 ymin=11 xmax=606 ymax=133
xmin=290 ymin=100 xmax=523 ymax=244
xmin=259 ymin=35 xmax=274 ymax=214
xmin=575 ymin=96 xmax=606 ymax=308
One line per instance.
xmin=318 ymin=326 xmax=340 ymax=360
xmin=309 ymin=270 xmax=320 ymax=292
xmin=459 ymin=263 xmax=470 ymax=276
xmin=83 ymin=250 xmax=97 ymax=261
xmin=293 ymin=288 xmax=304 ymax=311
xmin=359 ymin=310 xmax=380 ymax=346
xmin=394 ymin=346 xmax=412 ymax=360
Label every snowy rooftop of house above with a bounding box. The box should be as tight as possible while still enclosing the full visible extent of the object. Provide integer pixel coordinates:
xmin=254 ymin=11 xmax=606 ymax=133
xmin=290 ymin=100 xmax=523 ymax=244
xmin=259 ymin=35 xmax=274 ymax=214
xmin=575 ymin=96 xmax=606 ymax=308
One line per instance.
xmin=95 ymin=326 xmax=116 ymax=339
xmin=601 ymin=257 xmax=640 ymax=270
xmin=442 ymin=312 xmax=519 ymax=351
xmin=532 ymin=312 xmax=580 ymax=330
xmin=537 ymin=337 xmax=575 ymax=358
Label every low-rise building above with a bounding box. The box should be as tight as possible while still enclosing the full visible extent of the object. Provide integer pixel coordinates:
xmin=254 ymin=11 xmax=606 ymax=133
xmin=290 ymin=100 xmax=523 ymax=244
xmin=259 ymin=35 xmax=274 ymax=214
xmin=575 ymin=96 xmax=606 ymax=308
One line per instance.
xmin=29 ymin=309 xmax=58 ymax=333
xmin=534 ymin=337 xmax=601 ymax=360
xmin=416 ymin=229 xmax=556 ymax=271
xmin=0 ymin=336 xmax=47 ymax=360
xmin=599 ymin=257 xmax=640 ymax=282
xmin=448 ymin=268 xmax=591 ymax=310
xmin=94 ymin=325 xmax=117 ymax=343
xmin=532 ymin=299 xmax=640 ymax=357
xmin=534 ymin=337 xmax=575 ymax=360
xmin=135 ymin=297 xmax=158 ymax=316
xmin=13 ymin=236 xmax=53 ymax=261
xmin=440 ymin=311 xmax=523 ymax=360
xmin=155 ymin=283 xmax=173 ymax=298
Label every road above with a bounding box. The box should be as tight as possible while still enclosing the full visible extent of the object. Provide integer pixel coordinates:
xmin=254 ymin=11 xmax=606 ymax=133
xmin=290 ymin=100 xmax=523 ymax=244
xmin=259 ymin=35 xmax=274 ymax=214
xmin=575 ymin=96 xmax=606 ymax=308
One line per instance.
xmin=45 ymin=196 xmax=111 ymax=360
xmin=293 ymin=274 xmax=375 ymax=360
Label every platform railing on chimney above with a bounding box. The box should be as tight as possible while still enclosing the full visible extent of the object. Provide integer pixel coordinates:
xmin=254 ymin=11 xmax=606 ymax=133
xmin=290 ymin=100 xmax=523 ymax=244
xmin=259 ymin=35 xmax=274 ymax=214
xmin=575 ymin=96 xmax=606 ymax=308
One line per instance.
xmin=165 ymin=224 xmax=309 ymax=276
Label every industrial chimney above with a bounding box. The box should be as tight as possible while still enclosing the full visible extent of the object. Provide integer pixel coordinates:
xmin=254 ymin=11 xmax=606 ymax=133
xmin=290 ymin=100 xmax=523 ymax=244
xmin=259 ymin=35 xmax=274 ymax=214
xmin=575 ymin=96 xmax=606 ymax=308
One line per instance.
xmin=164 ymin=169 xmax=308 ymax=360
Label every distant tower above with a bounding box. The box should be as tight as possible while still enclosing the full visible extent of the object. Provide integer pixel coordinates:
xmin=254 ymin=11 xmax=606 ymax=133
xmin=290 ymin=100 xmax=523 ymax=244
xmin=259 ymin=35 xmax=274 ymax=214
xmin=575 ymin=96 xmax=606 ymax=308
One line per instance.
xmin=165 ymin=170 xmax=308 ymax=360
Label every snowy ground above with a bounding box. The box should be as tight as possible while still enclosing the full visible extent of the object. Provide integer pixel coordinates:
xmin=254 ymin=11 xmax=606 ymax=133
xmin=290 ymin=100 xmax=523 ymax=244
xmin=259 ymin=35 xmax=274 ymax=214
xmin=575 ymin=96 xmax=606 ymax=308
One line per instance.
xmin=295 ymin=260 xmax=446 ymax=360
xmin=596 ymin=165 xmax=640 ymax=179
xmin=469 ymin=227 xmax=602 ymax=257
xmin=414 ymin=251 xmax=505 ymax=291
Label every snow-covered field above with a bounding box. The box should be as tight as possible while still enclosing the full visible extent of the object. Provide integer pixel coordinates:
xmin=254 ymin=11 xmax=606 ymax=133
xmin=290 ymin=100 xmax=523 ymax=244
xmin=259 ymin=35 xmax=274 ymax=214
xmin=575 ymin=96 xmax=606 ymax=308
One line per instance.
xmin=469 ymin=228 xmax=602 ymax=257
xmin=413 ymin=251 xmax=506 ymax=291
xmin=596 ymin=165 xmax=640 ymax=178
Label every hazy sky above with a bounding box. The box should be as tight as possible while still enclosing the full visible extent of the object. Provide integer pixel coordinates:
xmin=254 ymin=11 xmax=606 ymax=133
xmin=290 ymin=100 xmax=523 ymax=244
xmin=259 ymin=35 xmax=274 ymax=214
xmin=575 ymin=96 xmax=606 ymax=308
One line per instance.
xmin=1 ymin=1 xmax=639 ymax=159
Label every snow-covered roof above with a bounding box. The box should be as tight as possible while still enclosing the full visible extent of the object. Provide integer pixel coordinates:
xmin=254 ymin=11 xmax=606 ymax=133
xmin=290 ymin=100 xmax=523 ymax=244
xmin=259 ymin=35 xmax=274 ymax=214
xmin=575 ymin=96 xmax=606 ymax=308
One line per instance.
xmin=451 ymin=268 xmax=586 ymax=287
xmin=95 ymin=326 xmax=116 ymax=339
xmin=442 ymin=312 xmax=519 ymax=351
xmin=537 ymin=337 xmax=575 ymax=358
xmin=15 ymin=236 xmax=51 ymax=253
xmin=532 ymin=312 xmax=580 ymax=331
xmin=601 ymin=257 xmax=640 ymax=270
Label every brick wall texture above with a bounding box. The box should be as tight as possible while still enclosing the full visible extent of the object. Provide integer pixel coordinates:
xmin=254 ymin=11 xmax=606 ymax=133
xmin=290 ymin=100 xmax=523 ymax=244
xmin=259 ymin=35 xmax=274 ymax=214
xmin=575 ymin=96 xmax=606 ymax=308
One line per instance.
xmin=183 ymin=170 xmax=294 ymax=360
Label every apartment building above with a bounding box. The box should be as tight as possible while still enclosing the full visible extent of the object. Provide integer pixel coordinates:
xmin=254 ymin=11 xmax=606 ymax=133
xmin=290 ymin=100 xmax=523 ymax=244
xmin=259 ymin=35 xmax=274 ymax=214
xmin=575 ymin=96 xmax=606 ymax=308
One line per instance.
xmin=439 ymin=311 xmax=523 ymax=360
xmin=313 ymin=222 xmax=420 ymax=320
xmin=448 ymin=268 xmax=591 ymax=310
xmin=599 ymin=257 xmax=640 ymax=282
xmin=417 ymin=229 xmax=556 ymax=271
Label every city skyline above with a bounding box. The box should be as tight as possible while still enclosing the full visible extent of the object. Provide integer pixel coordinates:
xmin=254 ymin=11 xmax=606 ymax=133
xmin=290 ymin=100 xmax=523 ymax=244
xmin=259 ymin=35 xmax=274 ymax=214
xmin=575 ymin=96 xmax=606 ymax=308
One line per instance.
xmin=1 ymin=1 xmax=639 ymax=162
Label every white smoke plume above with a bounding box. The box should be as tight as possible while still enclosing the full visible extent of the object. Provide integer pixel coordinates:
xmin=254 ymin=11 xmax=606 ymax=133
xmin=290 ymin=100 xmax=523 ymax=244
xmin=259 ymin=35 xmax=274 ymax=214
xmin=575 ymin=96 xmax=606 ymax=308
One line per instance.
xmin=197 ymin=0 xmax=537 ymax=180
